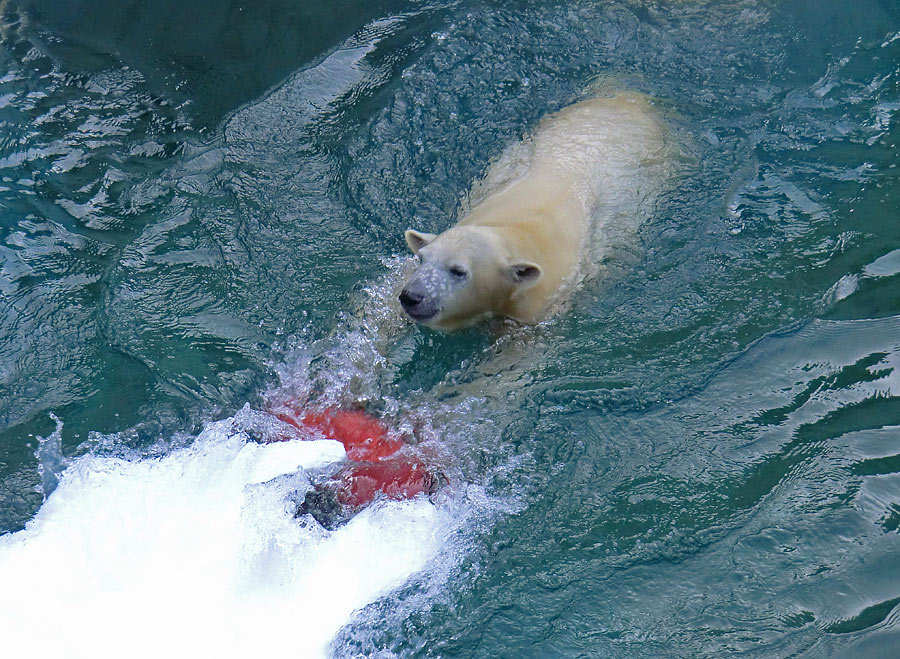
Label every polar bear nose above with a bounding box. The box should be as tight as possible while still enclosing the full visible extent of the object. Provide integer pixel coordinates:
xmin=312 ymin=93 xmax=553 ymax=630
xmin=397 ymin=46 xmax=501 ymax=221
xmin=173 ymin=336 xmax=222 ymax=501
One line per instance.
xmin=399 ymin=289 xmax=424 ymax=309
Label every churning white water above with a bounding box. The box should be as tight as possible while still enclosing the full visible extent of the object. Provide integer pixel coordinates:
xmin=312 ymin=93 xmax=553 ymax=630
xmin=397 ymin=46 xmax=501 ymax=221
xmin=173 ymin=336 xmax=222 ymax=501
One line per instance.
xmin=0 ymin=417 xmax=446 ymax=658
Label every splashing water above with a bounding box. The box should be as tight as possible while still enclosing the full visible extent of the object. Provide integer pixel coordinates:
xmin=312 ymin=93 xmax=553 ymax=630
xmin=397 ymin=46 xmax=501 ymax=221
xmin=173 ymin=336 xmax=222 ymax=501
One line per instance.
xmin=0 ymin=243 xmax=514 ymax=658
xmin=2 ymin=0 xmax=900 ymax=656
xmin=34 ymin=412 xmax=66 ymax=498
xmin=1 ymin=418 xmax=447 ymax=657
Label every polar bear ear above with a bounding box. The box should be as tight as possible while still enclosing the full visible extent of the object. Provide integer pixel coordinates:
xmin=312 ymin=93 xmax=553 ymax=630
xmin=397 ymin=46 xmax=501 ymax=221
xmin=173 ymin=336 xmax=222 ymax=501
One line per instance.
xmin=509 ymin=262 xmax=542 ymax=287
xmin=405 ymin=230 xmax=437 ymax=254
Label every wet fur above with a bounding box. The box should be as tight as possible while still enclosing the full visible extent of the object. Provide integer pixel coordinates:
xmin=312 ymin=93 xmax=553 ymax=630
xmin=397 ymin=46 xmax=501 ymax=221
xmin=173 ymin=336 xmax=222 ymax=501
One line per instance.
xmin=401 ymin=92 xmax=670 ymax=330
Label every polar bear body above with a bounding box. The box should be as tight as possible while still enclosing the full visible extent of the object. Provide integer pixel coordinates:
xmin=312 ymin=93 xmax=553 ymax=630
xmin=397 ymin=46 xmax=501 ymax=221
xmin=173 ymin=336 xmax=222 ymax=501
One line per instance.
xmin=400 ymin=92 xmax=669 ymax=330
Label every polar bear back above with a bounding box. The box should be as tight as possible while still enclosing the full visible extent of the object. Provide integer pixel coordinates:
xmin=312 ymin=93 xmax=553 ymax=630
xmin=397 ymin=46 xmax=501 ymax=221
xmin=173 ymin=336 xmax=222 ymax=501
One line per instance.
xmin=530 ymin=93 xmax=668 ymax=213
xmin=466 ymin=92 xmax=669 ymax=219
xmin=460 ymin=92 xmax=671 ymax=322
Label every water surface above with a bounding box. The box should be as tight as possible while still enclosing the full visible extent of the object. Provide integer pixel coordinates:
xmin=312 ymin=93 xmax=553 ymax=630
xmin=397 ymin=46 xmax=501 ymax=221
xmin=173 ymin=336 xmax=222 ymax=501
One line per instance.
xmin=1 ymin=0 xmax=899 ymax=656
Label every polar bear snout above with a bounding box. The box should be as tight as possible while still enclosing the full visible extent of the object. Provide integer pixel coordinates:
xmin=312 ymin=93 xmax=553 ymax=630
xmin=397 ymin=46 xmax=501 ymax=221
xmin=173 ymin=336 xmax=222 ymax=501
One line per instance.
xmin=399 ymin=289 xmax=423 ymax=307
xmin=399 ymin=283 xmax=439 ymax=323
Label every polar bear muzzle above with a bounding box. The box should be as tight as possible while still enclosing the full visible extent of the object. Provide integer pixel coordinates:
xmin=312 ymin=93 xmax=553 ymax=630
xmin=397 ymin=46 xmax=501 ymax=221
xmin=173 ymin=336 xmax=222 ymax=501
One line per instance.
xmin=398 ymin=260 xmax=451 ymax=325
xmin=399 ymin=280 xmax=440 ymax=323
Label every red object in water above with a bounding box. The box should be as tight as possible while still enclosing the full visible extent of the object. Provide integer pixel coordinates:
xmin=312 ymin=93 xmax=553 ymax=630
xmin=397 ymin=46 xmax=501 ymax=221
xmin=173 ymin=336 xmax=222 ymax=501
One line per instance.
xmin=274 ymin=406 xmax=404 ymax=461
xmin=332 ymin=457 xmax=440 ymax=508
xmin=268 ymin=403 xmax=445 ymax=521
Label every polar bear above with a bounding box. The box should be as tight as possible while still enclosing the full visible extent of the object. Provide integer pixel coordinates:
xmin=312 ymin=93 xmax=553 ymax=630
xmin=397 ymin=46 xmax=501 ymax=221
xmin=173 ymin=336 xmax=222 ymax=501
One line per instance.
xmin=399 ymin=91 xmax=670 ymax=331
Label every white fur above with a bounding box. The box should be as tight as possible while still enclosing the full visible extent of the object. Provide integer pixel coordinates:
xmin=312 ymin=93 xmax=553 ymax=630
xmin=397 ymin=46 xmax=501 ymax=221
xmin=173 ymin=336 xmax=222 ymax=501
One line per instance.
xmin=401 ymin=92 xmax=672 ymax=330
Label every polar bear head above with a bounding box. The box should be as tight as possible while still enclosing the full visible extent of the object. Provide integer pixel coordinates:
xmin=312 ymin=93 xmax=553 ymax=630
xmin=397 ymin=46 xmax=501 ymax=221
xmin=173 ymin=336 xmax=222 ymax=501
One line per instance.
xmin=399 ymin=226 xmax=542 ymax=330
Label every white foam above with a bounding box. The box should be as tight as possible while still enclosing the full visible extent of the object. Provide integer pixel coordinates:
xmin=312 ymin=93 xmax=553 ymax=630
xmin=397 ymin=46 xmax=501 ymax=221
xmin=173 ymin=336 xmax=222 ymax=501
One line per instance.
xmin=246 ymin=436 xmax=346 ymax=484
xmin=0 ymin=419 xmax=445 ymax=658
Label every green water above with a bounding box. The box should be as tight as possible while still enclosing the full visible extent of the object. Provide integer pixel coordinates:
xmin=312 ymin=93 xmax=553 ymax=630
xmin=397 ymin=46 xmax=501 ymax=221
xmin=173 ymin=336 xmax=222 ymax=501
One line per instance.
xmin=1 ymin=0 xmax=899 ymax=655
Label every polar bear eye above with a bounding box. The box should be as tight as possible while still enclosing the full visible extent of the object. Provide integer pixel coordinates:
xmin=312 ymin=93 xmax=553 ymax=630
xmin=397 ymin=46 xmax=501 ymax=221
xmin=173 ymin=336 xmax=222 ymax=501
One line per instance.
xmin=449 ymin=265 xmax=469 ymax=280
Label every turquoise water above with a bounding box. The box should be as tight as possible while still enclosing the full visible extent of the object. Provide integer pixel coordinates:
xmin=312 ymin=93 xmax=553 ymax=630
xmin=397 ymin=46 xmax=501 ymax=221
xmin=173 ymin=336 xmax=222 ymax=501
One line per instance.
xmin=1 ymin=0 xmax=899 ymax=656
